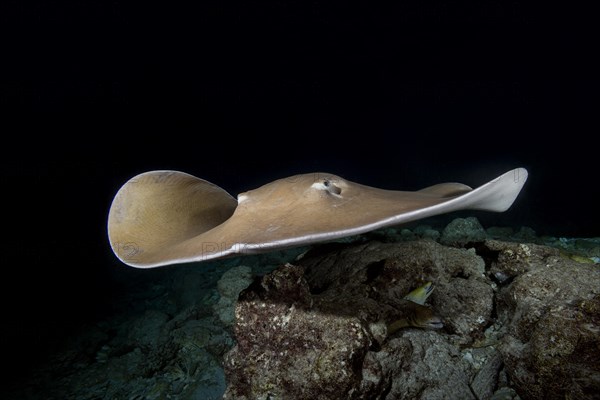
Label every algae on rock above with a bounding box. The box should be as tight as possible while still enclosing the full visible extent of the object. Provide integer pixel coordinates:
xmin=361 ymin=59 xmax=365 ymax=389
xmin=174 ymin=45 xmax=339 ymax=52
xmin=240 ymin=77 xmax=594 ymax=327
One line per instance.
xmin=223 ymin=237 xmax=600 ymax=400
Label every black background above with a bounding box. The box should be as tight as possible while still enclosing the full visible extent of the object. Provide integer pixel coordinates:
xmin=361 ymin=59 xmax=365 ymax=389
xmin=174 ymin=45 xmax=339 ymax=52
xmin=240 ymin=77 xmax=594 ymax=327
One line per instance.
xmin=1 ymin=1 xmax=597 ymax=380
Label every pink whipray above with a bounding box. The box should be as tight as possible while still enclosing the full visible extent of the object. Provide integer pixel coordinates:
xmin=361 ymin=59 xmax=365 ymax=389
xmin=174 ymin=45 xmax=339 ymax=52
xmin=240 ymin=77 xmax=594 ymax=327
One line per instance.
xmin=108 ymin=168 xmax=528 ymax=268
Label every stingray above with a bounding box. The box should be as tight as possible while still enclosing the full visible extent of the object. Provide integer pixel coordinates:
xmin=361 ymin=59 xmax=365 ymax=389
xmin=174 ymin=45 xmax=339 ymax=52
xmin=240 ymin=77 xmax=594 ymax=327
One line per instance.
xmin=107 ymin=167 xmax=528 ymax=268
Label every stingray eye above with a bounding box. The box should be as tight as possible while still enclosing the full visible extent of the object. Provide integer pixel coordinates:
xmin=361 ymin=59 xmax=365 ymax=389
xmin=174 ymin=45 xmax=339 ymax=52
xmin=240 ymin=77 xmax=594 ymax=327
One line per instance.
xmin=323 ymin=179 xmax=342 ymax=195
xmin=310 ymin=178 xmax=342 ymax=196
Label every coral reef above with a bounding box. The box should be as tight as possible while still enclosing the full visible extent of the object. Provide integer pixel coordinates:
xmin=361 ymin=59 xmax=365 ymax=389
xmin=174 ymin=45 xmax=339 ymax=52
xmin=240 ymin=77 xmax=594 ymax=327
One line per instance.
xmin=223 ymin=233 xmax=600 ymax=399
xmin=214 ymin=265 xmax=254 ymax=327
xmin=491 ymin=241 xmax=600 ymax=399
xmin=5 ymin=218 xmax=599 ymax=399
xmin=440 ymin=216 xmax=487 ymax=246
xmin=223 ymin=241 xmax=501 ymax=399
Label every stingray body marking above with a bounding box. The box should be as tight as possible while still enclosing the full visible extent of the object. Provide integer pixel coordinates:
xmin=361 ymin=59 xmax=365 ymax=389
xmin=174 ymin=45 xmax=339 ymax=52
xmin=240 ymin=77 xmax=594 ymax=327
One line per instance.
xmin=107 ymin=168 xmax=528 ymax=268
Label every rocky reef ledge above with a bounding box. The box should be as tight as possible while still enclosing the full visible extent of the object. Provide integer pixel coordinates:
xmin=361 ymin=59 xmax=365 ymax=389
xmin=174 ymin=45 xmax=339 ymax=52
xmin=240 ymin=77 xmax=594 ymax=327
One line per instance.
xmin=223 ymin=237 xmax=600 ymax=400
xmin=7 ymin=218 xmax=599 ymax=400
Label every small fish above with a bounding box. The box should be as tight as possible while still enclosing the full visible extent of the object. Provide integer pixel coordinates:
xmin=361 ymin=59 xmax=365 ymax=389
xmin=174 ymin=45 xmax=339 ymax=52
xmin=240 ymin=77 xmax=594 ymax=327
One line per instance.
xmin=559 ymin=250 xmax=599 ymax=264
xmin=403 ymin=281 xmax=434 ymax=305
xmin=387 ymin=282 xmax=443 ymax=335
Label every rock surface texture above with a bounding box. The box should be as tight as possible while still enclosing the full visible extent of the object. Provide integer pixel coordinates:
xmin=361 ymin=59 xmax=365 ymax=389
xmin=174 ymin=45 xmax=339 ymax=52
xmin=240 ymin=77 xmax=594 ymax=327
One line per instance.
xmin=489 ymin=240 xmax=600 ymax=400
xmin=224 ymin=238 xmax=600 ymax=400
xmin=6 ymin=221 xmax=599 ymax=399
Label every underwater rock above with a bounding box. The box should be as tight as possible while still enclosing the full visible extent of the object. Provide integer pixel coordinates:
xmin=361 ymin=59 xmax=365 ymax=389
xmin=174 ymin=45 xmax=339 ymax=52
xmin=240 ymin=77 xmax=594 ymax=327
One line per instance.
xmin=440 ymin=216 xmax=487 ymax=246
xmin=223 ymin=263 xmax=370 ymax=399
xmin=552 ymin=237 xmax=600 ymax=262
xmin=483 ymin=240 xmax=559 ymax=284
xmin=470 ymin=350 xmax=503 ymax=400
xmin=413 ymin=224 xmax=442 ymax=241
xmin=214 ymin=265 xmax=254 ymax=327
xmin=495 ymin=250 xmax=600 ymax=400
xmin=127 ymin=309 xmax=170 ymax=349
xmin=9 ymin=292 xmax=232 ymax=399
xmin=486 ymin=226 xmax=515 ymax=240
xmin=490 ymin=386 xmax=522 ymax=400
xmin=513 ymin=226 xmax=537 ymax=241
xmin=364 ymin=330 xmax=477 ymax=400
xmin=223 ymin=240 xmax=500 ymax=399
xmin=11 ymin=234 xmax=599 ymax=400
xmin=304 ymin=240 xmax=491 ymax=344
xmin=225 ymin=238 xmax=600 ymax=399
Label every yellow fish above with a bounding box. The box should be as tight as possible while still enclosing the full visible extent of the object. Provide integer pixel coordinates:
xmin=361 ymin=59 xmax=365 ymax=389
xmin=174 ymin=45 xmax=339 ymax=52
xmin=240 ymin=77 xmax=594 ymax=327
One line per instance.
xmin=387 ymin=282 xmax=443 ymax=335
